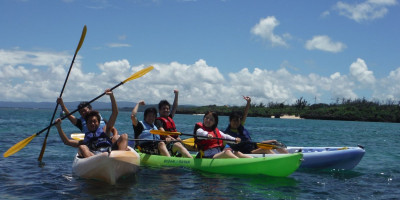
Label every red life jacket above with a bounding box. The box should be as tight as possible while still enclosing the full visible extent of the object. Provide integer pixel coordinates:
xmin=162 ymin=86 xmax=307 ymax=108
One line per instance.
xmin=156 ymin=116 xmax=178 ymax=139
xmin=194 ymin=122 xmax=223 ymax=151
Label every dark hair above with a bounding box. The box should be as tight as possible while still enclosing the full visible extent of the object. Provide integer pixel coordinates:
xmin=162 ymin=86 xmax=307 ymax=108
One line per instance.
xmin=204 ymin=111 xmax=219 ymax=130
xmin=77 ymin=101 xmax=92 ymax=110
xmin=85 ymin=110 xmax=100 ymax=123
xmin=229 ymin=111 xmax=242 ymax=121
xmin=158 ymin=100 xmax=170 ymax=110
xmin=144 ymin=107 xmax=157 ymax=118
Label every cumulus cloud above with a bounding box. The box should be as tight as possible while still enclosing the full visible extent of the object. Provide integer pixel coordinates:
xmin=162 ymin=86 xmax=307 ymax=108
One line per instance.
xmin=251 ymin=16 xmax=289 ymax=47
xmin=1 ymin=49 xmax=400 ymax=105
xmin=335 ymin=0 xmax=397 ymax=22
xmin=305 ymin=35 xmax=347 ymax=53
xmin=349 ymin=58 xmax=376 ymax=85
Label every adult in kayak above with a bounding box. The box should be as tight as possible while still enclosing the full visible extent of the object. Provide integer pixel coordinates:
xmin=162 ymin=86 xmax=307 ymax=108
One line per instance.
xmin=55 ymin=89 xmax=129 ymax=158
xmin=131 ymin=100 xmax=192 ymax=158
xmin=194 ymin=111 xmax=252 ymax=158
xmin=155 ymin=90 xmax=194 ymax=154
xmin=224 ymin=96 xmax=288 ymax=154
xmin=57 ymin=97 xmax=119 ymax=143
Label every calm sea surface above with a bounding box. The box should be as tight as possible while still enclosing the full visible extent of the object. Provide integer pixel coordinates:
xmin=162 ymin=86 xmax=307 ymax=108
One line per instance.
xmin=0 ymin=108 xmax=399 ymax=199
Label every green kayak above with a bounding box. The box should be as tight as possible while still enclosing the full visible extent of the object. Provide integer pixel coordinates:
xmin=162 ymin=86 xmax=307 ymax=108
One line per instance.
xmin=139 ymin=153 xmax=303 ymax=177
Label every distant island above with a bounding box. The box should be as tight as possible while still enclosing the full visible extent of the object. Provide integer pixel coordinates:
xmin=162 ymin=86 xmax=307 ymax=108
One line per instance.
xmin=176 ymin=97 xmax=400 ymax=123
xmin=2 ymin=97 xmax=400 ymax=123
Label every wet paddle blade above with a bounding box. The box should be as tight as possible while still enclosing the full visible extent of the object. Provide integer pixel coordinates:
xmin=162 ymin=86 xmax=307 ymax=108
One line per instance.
xmin=123 ymin=66 xmax=154 ymax=83
xmin=4 ymin=134 xmax=37 ymax=157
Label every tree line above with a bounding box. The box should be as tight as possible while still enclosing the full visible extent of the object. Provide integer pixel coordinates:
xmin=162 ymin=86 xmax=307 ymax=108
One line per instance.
xmin=176 ymin=97 xmax=400 ymax=123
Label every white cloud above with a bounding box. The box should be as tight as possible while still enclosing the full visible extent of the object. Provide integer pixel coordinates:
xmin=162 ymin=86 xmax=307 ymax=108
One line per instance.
xmin=2 ymin=49 xmax=400 ymax=105
xmin=349 ymin=58 xmax=376 ymax=85
xmin=106 ymin=43 xmax=131 ymax=48
xmin=305 ymin=35 xmax=346 ymax=53
xmin=251 ymin=16 xmax=289 ymax=47
xmin=335 ymin=0 xmax=397 ymax=22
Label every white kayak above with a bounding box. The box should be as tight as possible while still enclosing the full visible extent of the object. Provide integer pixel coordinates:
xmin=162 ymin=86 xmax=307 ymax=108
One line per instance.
xmin=72 ymin=147 xmax=140 ymax=184
xmin=251 ymin=145 xmax=365 ymax=170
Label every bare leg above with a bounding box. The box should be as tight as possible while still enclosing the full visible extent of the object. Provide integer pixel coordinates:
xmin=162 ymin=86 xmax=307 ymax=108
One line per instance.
xmin=234 ymin=151 xmax=253 ymax=158
xmin=213 ymin=150 xmax=239 ymax=159
xmin=158 ymin=142 xmax=170 ymax=157
xmin=251 ymin=148 xmax=276 ymax=154
xmin=78 ymin=145 xmax=94 ymax=158
xmin=116 ymin=133 xmax=128 ymax=150
xmin=173 ymin=142 xmax=193 ymax=158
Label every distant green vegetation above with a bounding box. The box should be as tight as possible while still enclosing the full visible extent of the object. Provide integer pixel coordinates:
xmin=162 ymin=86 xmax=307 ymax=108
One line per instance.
xmin=176 ymin=97 xmax=400 ymax=123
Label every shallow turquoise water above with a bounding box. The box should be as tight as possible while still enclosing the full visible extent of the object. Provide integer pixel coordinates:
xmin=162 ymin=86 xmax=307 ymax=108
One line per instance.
xmin=0 ymin=108 xmax=399 ymax=199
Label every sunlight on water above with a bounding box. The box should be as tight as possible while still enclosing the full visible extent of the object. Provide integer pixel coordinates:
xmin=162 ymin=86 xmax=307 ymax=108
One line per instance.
xmin=0 ymin=108 xmax=399 ymax=199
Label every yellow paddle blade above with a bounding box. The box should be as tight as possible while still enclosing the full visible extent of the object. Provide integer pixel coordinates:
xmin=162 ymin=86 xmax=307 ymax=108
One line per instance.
xmin=75 ymin=25 xmax=87 ymax=54
xmin=71 ymin=133 xmax=85 ymax=141
xmin=150 ymin=130 xmax=182 ymax=136
xmin=3 ymin=133 xmax=37 ymax=158
xmin=123 ymin=66 xmax=154 ymax=83
xmin=182 ymin=137 xmax=195 ymax=147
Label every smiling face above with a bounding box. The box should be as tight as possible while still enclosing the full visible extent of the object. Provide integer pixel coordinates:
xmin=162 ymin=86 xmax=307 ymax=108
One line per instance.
xmin=145 ymin=112 xmax=156 ymax=125
xmin=86 ymin=115 xmax=100 ymax=132
xmin=79 ymin=107 xmax=90 ymax=118
xmin=159 ymin=105 xmax=170 ymax=118
xmin=203 ymin=113 xmax=216 ymax=128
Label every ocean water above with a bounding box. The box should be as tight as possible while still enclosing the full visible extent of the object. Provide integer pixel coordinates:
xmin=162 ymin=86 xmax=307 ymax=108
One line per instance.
xmin=0 ymin=108 xmax=399 ymax=199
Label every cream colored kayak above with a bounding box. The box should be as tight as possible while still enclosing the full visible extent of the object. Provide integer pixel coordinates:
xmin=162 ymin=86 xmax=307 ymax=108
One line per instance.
xmin=72 ymin=147 xmax=140 ymax=184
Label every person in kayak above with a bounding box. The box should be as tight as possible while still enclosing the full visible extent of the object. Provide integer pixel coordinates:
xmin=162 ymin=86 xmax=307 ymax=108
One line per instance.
xmin=194 ymin=111 xmax=252 ymax=158
xmin=131 ymin=100 xmax=192 ymax=158
xmin=57 ymin=97 xmax=119 ymax=143
xmin=155 ymin=90 xmax=193 ymax=155
xmin=54 ymin=89 xmax=129 ymax=158
xmin=224 ymin=96 xmax=288 ymax=154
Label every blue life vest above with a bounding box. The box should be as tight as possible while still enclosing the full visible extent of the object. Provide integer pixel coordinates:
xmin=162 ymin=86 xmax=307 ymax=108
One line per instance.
xmin=224 ymin=125 xmax=254 ymax=153
xmin=80 ymin=116 xmax=106 ymax=133
xmin=138 ymin=121 xmax=159 ymax=145
xmin=83 ymin=127 xmax=113 ymax=151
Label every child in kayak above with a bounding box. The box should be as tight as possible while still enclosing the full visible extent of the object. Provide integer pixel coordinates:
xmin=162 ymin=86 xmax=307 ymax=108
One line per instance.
xmin=54 ymin=89 xmax=129 ymax=158
xmin=57 ymin=97 xmax=119 ymax=143
xmin=194 ymin=111 xmax=252 ymax=158
xmin=224 ymin=96 xmax=288 ymax=154
xmin=155 ymin=90 xmax=195 ymax=154
xmin=131 ymin=100 xmax=192 ymax=158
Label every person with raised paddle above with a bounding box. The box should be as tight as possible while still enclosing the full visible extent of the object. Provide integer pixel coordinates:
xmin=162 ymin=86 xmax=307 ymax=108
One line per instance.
xmin=131 ymin=100 xmax=192 ymax=158
xmin=224 ymin=96 xmax=288 ymax=154
xmin=3 ymin=66 xmax=153 ymax=158
xmin=54 ymin=89 xmax=129 ymax=158
xmin=194 ymin=111 xmax=252 ymax=158
xmin=57 ymin=97 xmax=119 ymax=143
xmin=155 ymin=90 xmax=194 ymax=153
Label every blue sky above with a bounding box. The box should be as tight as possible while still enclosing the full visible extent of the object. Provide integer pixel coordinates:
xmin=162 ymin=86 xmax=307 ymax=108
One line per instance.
xmin=1 ymin=0 xmax=399 ymax=106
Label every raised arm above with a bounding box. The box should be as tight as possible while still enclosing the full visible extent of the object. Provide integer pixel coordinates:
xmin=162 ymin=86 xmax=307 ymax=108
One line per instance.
xmin=105 ymin=89 xmax=118 ymax=136
xmin=57 ymin=97 xmax=78 ymax=125
xmin=54 ymin=118 xmax=80 ymax=147
xmin=131 ymin=100 xmax=145 ymax=126
xmin=170 ymin=89 xmax=179 ymax=118
xmin=241 ymin=96 xmax=251 ymax=125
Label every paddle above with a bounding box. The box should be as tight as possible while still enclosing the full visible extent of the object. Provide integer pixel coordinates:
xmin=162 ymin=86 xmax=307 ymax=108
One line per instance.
xmin=70 ymin=133 xmax=172 ymax=143
xmin=38 ymin=25 xmax=87 ymax=163
xmin=150 ymin=130 xmax=286 ymax=150
xmin=3 ymin=66 xmax=154 ymax=158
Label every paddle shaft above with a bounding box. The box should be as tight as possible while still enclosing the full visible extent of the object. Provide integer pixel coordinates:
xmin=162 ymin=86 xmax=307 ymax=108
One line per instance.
xmin=38 ymin=25 xmax=87 ymax=162
xmin=34 ymin=82 xmax=125 ymax=139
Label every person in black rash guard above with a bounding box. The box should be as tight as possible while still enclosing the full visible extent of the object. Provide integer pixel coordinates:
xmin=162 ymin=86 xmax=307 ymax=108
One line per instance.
xmin=224 ymin=96 xmax=288 ymax=154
